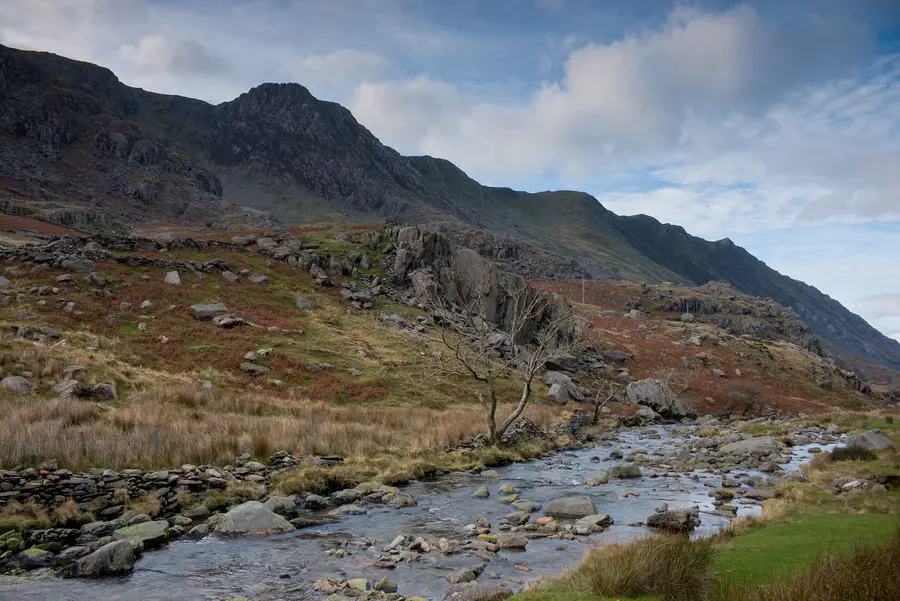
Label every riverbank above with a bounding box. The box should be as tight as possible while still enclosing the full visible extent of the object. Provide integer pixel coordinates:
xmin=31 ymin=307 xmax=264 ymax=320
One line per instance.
xmin=512 ymin=413 xmax=900 ymax=601
xmin=4 ymin=411 xmax=893 ymax=600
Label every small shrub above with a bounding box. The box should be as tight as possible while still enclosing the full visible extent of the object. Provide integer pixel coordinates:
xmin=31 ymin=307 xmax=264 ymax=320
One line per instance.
xmin=725 ymin=384 xmax=767 ymax=417
xmin=829 ymin=447 xmax=878 ymax=462
xmin=583 ymin=534 xmax=714 ymax=601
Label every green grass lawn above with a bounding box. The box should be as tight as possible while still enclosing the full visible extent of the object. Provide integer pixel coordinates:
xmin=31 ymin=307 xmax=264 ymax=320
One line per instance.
xmin=713 ymin=513 xmax=900 ymax=586
xmin=513 ymin=513 xmax=900 ymax=601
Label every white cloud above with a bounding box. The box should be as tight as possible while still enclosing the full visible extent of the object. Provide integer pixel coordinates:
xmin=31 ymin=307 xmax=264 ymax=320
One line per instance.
xmin=287 ymin=49 xmax=390 ymax=97
xmin=119 ymin=35 xmax=230 ymax=76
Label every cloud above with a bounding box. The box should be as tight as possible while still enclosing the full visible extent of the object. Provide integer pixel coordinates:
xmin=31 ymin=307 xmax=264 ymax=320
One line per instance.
xmin=287 ymin=49 xmax=389 ymax=96
xmin=349 ymin=5 xmax=876 ymax=184
xmin=119 ymin=35 xmax=230 ymax=77
xmin=856 ymin=294 xmax=900 ymax=321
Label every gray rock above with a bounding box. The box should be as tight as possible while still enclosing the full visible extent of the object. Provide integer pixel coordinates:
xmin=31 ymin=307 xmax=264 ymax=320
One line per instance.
xmin=164 ymin=271 xmax=182 ymax=285
xmin=1 ymin=376 xmax=33 ymax=394
xmin=240 ymin=362 xmax=269 ymax=375
xmin=212 ymin=501 xmax=296 ymax=536
xmin=81 ymin=383 xmax=117 ymax=401
xmin=443 ymin=582 xmax=513 ymax=601
xmin=221 ymin=270 xmax=239 ymax=283
xmin=720 ymin=436 xmax=778 ymax=456
xmin=112 ymin=520 xmax=169 ymax=550
xmin=71 ymin=540 xmax=134 ymax=577
xmin=60 ymin=258 xmax=95 ymax=273
xmin=295 ymin=296 xmax=317 ymax=310
xmin=647 ymin=506 xmax=701 ymax=532
xmin=844 ymin=430 xmax=894 ymax=451
xmin=15 ymin=547 xmax=56 ymax=569
xmin=189 ymin=303 xmax=228 ymax=321
xmin=496 ymin=533 xmax=527 ymax=549
xmin=52 ymin=379 xmax=80 ymax=398
xmin=606 ymin=464 xmax=642 ymax=479
xmin=544 ymin=497 xmax=597 ymax=519
xmin=574 ymin=514 xmax=612 ymax=534
xmin=263 ymin=496 xmax=297 ymax=516
xmin=625 ymin=379 xmax=692 ymax=418
xmin=472 ymin=485 xmax=490 ymax=498
xmin=248 ymin=275 xmax=270 ymax=284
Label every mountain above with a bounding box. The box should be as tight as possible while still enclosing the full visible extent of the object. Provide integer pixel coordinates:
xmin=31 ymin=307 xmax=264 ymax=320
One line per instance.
xmin=2 ymin=43 xmax=899 ymax=372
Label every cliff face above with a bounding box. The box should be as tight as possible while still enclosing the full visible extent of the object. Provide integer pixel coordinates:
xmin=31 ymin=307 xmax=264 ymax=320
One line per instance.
xmin=2 ymin=43 xmax=899 ymax=370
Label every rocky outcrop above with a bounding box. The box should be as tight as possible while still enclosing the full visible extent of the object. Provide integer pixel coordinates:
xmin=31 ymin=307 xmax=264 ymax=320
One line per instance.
xmin=625 ymin=379 xmax=693 ymax=419
xmin=844 ymin=430 xmax=893 ymax=451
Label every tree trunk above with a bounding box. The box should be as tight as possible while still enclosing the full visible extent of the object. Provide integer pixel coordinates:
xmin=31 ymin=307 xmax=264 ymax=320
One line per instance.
xmin=485 ymin=375 xmax=499 ymax=445
xmin=496 ymin=378 xmax=532 ymax=441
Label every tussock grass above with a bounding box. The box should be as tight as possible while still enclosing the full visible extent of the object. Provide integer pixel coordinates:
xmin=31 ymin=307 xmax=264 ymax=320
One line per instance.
xmin=0 ymin=384 xmax=565 ymax=472
xmin=0 ymin=498 xmax=95 ymax=535
xmin=582 ymin=535 xmax=714 ymax=601
xmin=828 ymin=446 xmax=877 ymax=462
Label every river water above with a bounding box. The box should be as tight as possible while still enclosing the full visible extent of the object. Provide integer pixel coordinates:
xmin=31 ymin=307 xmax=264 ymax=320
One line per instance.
xmin=0 ymin=426 xmax=835 ymax=601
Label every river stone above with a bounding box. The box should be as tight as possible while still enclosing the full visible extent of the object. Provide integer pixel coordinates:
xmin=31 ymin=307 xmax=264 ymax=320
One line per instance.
xmin=544 ymin=497 xmax=596 ymax=519
xmin=574 ymin=514 xmax=611 ymax=535
xmin=512 ymin=500 xmax=541 ymax=513
xmin=472 ymin=485 xmax=490 ymax=498
xmin=480 ymin=470 xmax=499 ymax=478
xmin=212 ymin=501 xmax=296 ymax=536
xmin=844 ymin=430 xmax=894 ymax=451
xmin=374 ymin=577 xmax=398 ymax=592
xmin=189 ymin=303 xmax=228 ymax=321
xmin=496 ymin=533 xmax=527 ymax=549
xmin=384 ymin=491 xmax=417 ymax=508
xmin=263 ymin=496 xmax=298 ymax=516
xmin=446 ymin=567 xmax=479 ymax=584
xmin=498 ymin=483 xmax=518 ymax=494
xmin=606 ymin=464 xmax=642 ymax=479
xmin=112 ymin=520 xmax=169 ymax=550
xmin=443 ymin=582 xmax=513 ymax=601
xmin=71 ymin=540 xmax=134 ymax=577
xmin=720 ymin=436 xmax=778 ymax=456
xmin=1 ymin=376 xmax=33 ymax=394
xmin=647 ymin=506 xmax=701 ymax=532
xmin=15 ymin=547 xmax=56 ymax=569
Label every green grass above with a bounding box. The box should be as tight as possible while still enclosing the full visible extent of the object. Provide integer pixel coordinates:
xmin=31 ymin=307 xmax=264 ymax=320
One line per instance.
xmin=713 ymin=513 xmax=899 ymax=586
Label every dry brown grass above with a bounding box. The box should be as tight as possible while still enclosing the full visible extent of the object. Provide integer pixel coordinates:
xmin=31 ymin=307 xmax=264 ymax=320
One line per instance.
xmin=0 ymin=385 xmax=567 ymax=472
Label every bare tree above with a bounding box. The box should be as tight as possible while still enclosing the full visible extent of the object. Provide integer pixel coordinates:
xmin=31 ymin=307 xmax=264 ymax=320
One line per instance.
xmin=592 ymin=379 xmax=622 ymax=425
xmin=724 ymin=383 xmax=766 ymax=417
xmin=419 ymin=268 xmax=583 ymax=445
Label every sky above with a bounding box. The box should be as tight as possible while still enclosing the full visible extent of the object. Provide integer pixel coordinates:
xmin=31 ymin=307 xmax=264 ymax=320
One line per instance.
xmin=2 ymin=0 xmax=900 ymax=341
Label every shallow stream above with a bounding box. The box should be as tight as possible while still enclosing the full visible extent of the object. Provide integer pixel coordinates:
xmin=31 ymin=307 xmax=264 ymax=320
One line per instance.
xmin=0 ymin=426 xmax=835 ymax=601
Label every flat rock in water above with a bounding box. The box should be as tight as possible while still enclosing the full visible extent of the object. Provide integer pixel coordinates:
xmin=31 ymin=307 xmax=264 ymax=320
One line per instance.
xmin=112 ymin=520 xmax=169 ymax=550
xmin=212 ymin=501 xmax=296 ymax=536
xmin=443 ymin=582 xmax=513 ymax=601
xmin=544 ymin=497 xmax=597 ymax=519
xmin=647 ymin=506 xmax=700 ymax=532
xmin=70 ymin=540 xmax=135 ymax=577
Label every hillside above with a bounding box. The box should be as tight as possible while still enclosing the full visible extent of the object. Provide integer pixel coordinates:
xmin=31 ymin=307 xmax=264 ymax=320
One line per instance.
xmin=1 ymin=43 xmax=899 ymax=371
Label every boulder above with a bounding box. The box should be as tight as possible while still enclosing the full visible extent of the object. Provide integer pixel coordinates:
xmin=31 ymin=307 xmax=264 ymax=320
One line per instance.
xmin=625 ymin=379 xmax=692 ymax=418
xmin=574 ymin=514 xmax=612 ymax=535
xmin=263 ymin=496 xmax=298 ymax=516
xmin=71 ymin=540 xmax=134 ymax=577
xmin=606 ymin=464 xmax=642 ymax=479
xmin=212 ymin=501 xmax=296 ymax=536
xmin=443 ymin=583 xmax=513 ymax=601
xmin=112 ymin=520 xmax=169 ymax=550
xmin=81 ymin=383 xmax=116 ymax=401
xmin=1 ymin=376 xmax=33 ymax=394
xmin=647 ymin=506 xmax=701 ymax=532
xmin=295 ymin=296 xmax=317 ymax=310
xmin=544 ymin=497 xmax=597 ymax=519
xmin=164 ymin=271 xmax=182 ymax=285
xmin=720 ymin=436 xmax=778 ymax=456
xmin=15 ymin=547 xmax=56 ymax=569
xmin=189 ymin=303 xmax=228 ymax=321
xmin=844 ymin=430 xmax=894 ymax=451
xmin=496 ymin=533 xmax=527 ymax=549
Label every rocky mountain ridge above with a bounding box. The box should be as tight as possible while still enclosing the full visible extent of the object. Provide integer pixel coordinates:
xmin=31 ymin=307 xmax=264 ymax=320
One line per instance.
xmin=1 ymin=43 xmax=899 ymax=371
